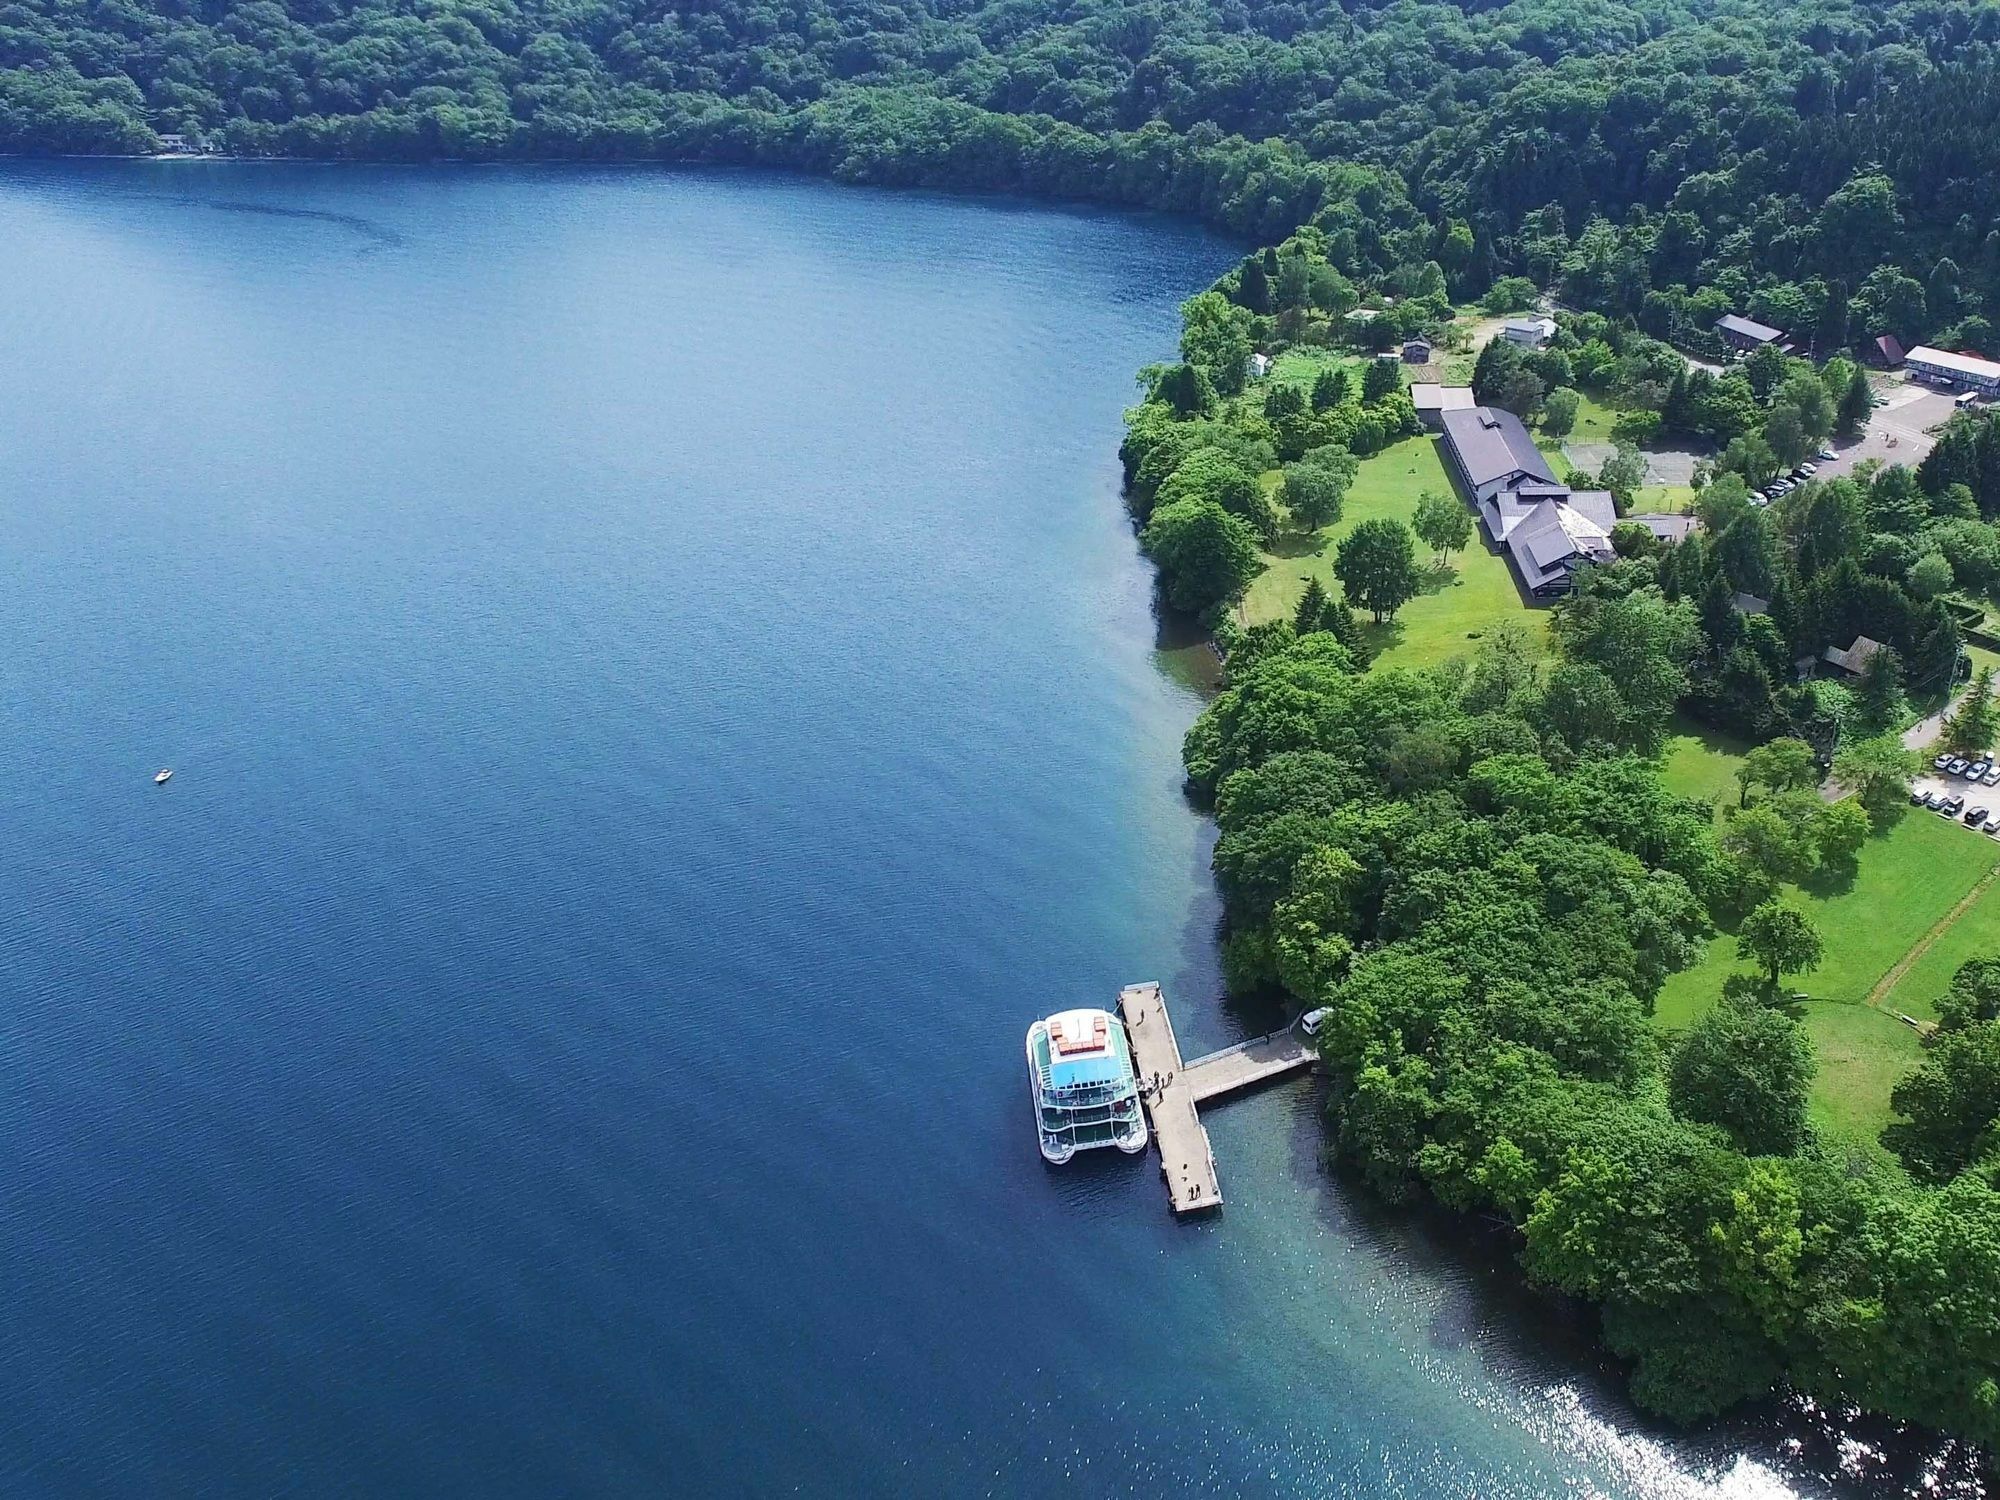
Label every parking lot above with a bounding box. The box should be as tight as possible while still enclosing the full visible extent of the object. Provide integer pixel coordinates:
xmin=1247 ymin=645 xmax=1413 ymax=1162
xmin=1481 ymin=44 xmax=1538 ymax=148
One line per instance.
xmin=1912 ymin=752 xmax=2000 ymax=836
xmin=1814 ymin=381 xmax=1963 ymax=481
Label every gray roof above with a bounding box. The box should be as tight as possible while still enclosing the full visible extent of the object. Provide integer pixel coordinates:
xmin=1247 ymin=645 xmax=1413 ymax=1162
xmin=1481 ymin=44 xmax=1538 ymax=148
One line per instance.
xmin=1733 ymin=592 xmax=1771 ymax=616
xmin=1629 ymin=512 xmax=1698 ymax=542
xmin=1505 ymin=492 xmax=1616 ymax=590
xmin=1716 ymin=313 xmax=1784 ymax=343
xmin=1440 ymin=406 xmax=1558 ymax=491
xmin=1823 ymin=636 xmax=1888 ymax=675
xmin=1409 ymin=383 xmax=1475 ymax=412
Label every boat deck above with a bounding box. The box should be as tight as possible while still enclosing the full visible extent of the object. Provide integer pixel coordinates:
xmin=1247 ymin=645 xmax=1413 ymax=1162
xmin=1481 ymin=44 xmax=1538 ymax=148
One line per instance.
xmin=1116 ymin=981 xmax=1316 ymax=1215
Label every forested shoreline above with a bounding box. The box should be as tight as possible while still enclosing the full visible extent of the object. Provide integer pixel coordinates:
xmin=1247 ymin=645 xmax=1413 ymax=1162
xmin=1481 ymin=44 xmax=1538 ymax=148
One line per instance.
xmin=15 ymin=0 xmax=2000 ymax=1460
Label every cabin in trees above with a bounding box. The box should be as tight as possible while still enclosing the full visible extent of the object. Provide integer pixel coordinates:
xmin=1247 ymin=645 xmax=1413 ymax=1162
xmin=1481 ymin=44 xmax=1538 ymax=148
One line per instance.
xmin=1873 ymin=335 xmax=1907 ymax=369
xmin=1438 ymin=406 xmax=1615 ymax=597
xmin=1715 ymin=313 xmax=1786 ymax=355
xmin=1499 ymin=316 xmax=1556 ymax=349
xmin=1401 ymin=338 xmax=1433 ymax=364
xmin=1410 ymin=382 xmax=1474 ymax=431
xmin=1822 ymin=635 xmax=1889 ymax=677
xmin=1906 ymin=346 xmax=2000 ymax=396
xmin=1630 ymin=512 xmax=1699 ymax=545
xmin=1247 ymin=352 xmax=1272 ymax=380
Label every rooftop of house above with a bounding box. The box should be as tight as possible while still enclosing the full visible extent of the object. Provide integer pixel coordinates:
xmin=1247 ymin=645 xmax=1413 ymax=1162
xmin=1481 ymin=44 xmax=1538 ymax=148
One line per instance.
xmin=1409 ymin=382 xmax=1476 ymax=412
xmin=1716 ymin=313 xmax=1785 ymax=343
xmin=1440 ymin=405 xmax=1558 ymax=490
xmin=1504 ymin=491 xmax=1616 ymax=590
xmin=1629 ymin=512 xmax=1698 ymax=542
xmin=1823 ymin=636 xmax=1889 ymax=675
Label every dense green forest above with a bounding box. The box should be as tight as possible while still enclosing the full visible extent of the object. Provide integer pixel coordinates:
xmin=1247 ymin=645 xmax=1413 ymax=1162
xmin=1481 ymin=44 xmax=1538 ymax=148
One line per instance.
xmin=16 ymin=0 xmax=2000 ymax=1455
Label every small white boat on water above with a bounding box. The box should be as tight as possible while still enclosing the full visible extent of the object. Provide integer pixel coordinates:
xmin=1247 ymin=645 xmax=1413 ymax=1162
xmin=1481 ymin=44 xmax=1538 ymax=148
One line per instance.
xmin=153 ymin=769 xmax=173 ymax=785
xmin=1026 ymin=1008 xmax=1148 ymax=1164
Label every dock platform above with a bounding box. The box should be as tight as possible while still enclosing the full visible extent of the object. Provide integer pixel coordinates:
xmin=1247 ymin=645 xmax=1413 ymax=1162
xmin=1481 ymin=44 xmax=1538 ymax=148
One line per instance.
xmin=1117 ymin=981 xmax=1316 ymax=1215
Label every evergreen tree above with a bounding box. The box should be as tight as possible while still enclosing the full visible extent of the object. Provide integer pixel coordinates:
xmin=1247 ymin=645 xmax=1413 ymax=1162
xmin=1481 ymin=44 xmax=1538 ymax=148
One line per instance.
xmin=1311 ymin=366 xmax=1349 ymax=413
xmin=1361 ymin=357 xmax=1402 ymax=404
xmin=1264 ymin=382 xmax=1306 ymax=421
xmin=1294 ymin=576 xmax=1331 ymax=633
xmin=1237 ymin=255 xmax=1271 ymax=315
xmin=1837 ymin=366 xmax=1873 ymax=437
xmin=1946 ymin=666 xmax=2000 ymax=754
xmin=1854 ymin=644 xmax=1906 ymax=729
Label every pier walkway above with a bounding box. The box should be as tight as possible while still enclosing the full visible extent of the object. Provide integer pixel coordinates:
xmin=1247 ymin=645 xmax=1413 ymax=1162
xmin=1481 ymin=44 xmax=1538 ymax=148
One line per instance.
xmin=1117 ymin=981 xmax=1317 ymax=1215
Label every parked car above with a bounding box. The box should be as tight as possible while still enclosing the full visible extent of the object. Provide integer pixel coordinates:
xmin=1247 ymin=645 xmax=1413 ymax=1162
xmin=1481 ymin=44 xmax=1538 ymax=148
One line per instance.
xmin=1981 ymin=768 xmax=2000 ymax=787
xmin=1914 ymin=787 xmax=1935 ymax=806
xmin=1971 ymin=760 xmax=1993 ymax=780
xmin=1299 ymin=1007 xmax=1330 ymax=1037
xmin=1968 ymin=807 xmax=1990 ymax=828
xmin=1796 ymin=463 xmax=1818 ymax=478
xmin=1943 ymin=794 xmax=1968 ymax=815
xmin=1937 ymin=753 xmax=1956 ymax=770
xmin=1817 ymin=447 xmax=1837 ymax=461
xmin=1951 ymin=759 xmax=1971 ymax=776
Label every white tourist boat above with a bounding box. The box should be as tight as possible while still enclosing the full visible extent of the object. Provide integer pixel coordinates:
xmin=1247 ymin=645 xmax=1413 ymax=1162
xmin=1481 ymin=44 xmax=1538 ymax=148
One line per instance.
xmin=153 ymin=768 xmax=173 ymax=785
xmin=1025 ymin=1008 xmax=1148 ymax=1164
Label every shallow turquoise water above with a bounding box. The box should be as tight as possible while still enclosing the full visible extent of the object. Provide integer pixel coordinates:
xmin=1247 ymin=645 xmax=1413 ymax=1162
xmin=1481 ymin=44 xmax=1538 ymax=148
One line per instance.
xmin=0 ymin=161 xmax=1959 ymax=1496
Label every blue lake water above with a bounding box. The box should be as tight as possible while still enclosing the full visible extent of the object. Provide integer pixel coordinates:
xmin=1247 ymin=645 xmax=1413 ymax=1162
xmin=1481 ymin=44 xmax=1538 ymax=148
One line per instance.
xmin=0 ymin=162 xmax=1962 ymax=1497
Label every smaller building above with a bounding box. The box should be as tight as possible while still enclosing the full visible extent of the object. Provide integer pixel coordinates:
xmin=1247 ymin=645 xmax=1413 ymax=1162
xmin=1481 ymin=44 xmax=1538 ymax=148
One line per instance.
xmin=1500 ymin=316 xmax=1556 ymax=349
xmin=1733 ymin=592 xmax=1771 ymax=617
xmin=1247 ymin=352 xmax=1271 ymax=380
xmin=1905 ymin=346 xmax=2000 ymax=395
xmin=1873 ymin=334 xmax=1907 ymax=369
xmin=1410 ymin=383 xmax=1476 ymax=431
xmin=1715 ymin=314 xmax=1786 ymax=354
xmin=1627 ymin=512 xmax=1698 ymax=545
xmin=1822 ymin=636 xmax=1888 ymax=677
xmin=1401 ymin=338 xmax=1433 ymax=364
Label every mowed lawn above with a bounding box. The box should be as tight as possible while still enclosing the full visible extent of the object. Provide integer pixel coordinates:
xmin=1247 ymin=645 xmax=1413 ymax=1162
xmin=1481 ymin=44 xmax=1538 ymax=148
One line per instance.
xmin=1656 ymin=812 xmax=2000 ymax=1026
xmin=1657 ymin=714 xmax=1749 ymax=810
xmin=1654 ymin=811 xmax=2000 ymax=1137
xmin=1878 ymin=864 xmax=2000 ymax=1021
xmin=1802 ymin=1004 xmax=1926 ymax=1141
xmin=1242 ymin=434 xmax=1546 ymax=670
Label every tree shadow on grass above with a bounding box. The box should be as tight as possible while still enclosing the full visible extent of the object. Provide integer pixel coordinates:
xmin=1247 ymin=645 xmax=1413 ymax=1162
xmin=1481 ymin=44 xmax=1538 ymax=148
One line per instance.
xmin=1363 ymin=617 xmax=1408 ymax=657
xmin=1799 ymin=856 xmax=1863 ymax=899
xmin=1266 ymin=531 xmax=1325 ymax=560
xmin=1416 ymin=559 xmax=1461 ymax=596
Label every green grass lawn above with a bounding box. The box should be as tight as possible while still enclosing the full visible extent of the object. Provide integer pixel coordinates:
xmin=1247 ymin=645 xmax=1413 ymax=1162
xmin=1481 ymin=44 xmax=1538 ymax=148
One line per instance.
xmin=1801 ymin=1002 xmax=1927 ymax=1140
xmin=1241 ymin=434 xmax=1546 ymax=670
xmin=1878 ymin=865 xmax=2000 ymax=1021
xmin=1567 ymin=390 xmax=1620 ymax=445
xmin=1656 ymin=811 xmax=2000 ymax=1027
xmin=1657 ymin=714 xmax=1749 ymax=809
xmin=1654 ymin=810 xmax=2000 ymax=1134
xmin=1266 ymin=347 xmax=1367 ymax=394
xmin=1630 ymin=484 xmax=1699 ymax=515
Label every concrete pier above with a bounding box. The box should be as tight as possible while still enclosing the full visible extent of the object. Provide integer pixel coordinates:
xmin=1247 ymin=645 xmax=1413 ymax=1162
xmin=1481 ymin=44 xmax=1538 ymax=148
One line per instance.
xmin=1117 ymin=981 xmax=1316 ymax=1215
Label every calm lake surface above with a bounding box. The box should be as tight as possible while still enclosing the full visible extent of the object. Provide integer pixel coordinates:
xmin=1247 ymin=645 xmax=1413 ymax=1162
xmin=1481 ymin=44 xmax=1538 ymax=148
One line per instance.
xmin=0 ymin=162 xmax=1966 ymax=1497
